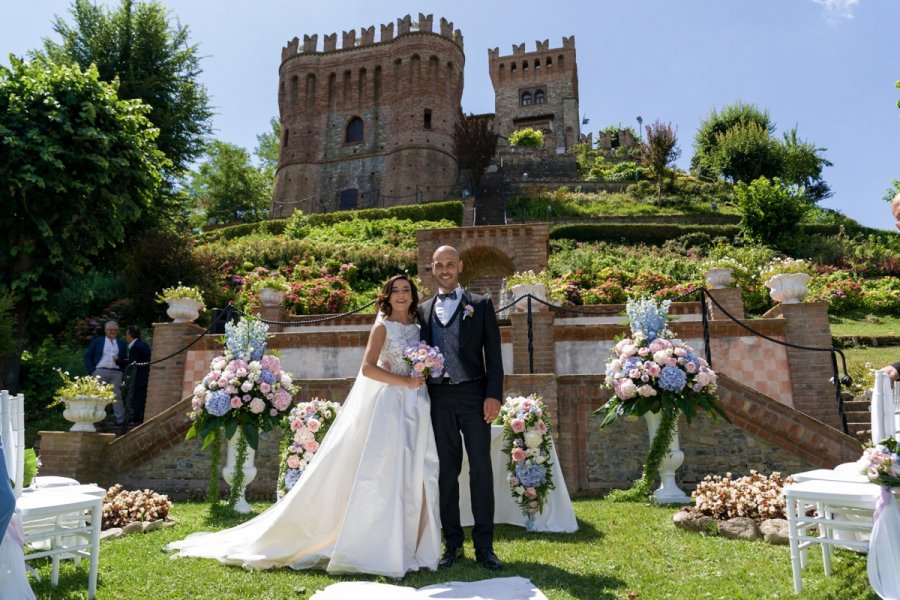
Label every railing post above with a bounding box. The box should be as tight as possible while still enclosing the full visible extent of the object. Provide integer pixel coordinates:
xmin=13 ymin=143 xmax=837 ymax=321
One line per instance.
xmin=527 ymin=295 xmax=534 ymax=374
xmin=699 ymin=289 xmax=713 ymax=368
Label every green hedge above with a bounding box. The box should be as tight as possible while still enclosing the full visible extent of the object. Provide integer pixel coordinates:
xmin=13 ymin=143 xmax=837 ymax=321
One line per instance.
xmin=196 ymin=201 xmax=463 ymax=244
xmin=550 ymin=223 xmax=742 ymax=244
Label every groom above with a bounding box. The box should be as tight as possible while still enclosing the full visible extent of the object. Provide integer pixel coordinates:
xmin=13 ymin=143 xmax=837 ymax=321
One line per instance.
xmin=419 ymin=245 xmax=504 ymax=571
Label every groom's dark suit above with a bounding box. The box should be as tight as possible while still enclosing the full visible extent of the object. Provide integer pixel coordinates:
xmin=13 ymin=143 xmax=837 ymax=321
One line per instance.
xmin=419 ymin=289 xmax=503 ymax=553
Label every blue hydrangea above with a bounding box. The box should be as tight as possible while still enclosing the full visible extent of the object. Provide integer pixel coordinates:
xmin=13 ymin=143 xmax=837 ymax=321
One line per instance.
xmin=259 ymin=369 xmax=276 ymax=385
xmin=284 ymin=468 xmax=302 ymax=490
xmin=205 ymin=390 xmax=232 ymax=416
xmin=515 ymin=463 xmax=547 ymax=488
xmin=623 ymin=357 xmax=643 ymax=370
xmin=658 ymin=365 xmax=687 ymax=392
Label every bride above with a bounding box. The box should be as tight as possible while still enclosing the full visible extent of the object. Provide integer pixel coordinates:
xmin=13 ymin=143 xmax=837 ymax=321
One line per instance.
xmin=167 ymin=274 xmax=441 ymax=578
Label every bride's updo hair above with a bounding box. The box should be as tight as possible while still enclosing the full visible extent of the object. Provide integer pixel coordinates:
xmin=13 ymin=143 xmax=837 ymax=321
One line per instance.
xmin=377 ymin=274 xmax=419 ymax=320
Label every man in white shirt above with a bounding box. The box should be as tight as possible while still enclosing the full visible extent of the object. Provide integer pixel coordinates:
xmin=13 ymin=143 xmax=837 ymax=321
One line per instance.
xmin=83 ymin=321 xmax=128 ymax=425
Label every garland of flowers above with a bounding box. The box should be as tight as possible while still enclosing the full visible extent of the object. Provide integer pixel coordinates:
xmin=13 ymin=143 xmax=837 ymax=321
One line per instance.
xmin=498 ymin=394 xmax=555 ymax=529
xmin=595 ymin=297 xmax=727 ymax=502
xmin=276 ymin=398 xmax=342 ymax=499
xmin=227 ymin=430 xmax=249 ymax=509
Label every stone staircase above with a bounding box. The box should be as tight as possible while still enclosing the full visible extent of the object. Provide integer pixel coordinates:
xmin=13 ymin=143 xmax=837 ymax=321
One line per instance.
xmin=842 ymin=395 xmax=871 ymax=444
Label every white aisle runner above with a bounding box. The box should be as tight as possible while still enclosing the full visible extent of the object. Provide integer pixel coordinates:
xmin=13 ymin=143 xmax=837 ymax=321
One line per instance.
xmin=310 ymin=576 xmax=549 ymax=600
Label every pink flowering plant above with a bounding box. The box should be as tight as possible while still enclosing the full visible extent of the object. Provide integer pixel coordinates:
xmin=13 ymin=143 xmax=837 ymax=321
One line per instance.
xmin=276 ymin=398 xmax=342 ymax=499
xmin=498 ymin=394 xmax=555 ymax=528
xmin=403 ymin=341 xmax=445 ymax=379
xmin=186 ymin=316 xmax=297 ymax=451
xmin=595 ymin=297 xmax=728 ymax=501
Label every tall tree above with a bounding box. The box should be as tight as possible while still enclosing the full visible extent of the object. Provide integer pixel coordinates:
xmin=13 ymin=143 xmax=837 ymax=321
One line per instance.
xmin=189 ymin=140 xmax=272 ymax=228
xmin=643 ymin=120 xmax=681 ymax=197
xmin=691 ymin=102 xmax=775 ymax=178
xmin=39 ymin=0 xmax=212 ymax=183
xmin=453 ymin=113 xmax=499 ymax=194
xmin=780 ymin=127 xmax=832 ymax=203
xmin=0 ymin=57 xmax=167 ymax=390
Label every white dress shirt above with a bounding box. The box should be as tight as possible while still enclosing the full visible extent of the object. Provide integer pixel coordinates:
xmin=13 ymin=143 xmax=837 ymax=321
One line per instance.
xmin=96 ymin=337 xmax=119 ymax=370
xmin=434 ymin=285 xmax=463 ymax=326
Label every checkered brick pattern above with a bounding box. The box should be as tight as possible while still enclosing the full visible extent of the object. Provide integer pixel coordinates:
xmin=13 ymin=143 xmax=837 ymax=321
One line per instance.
xmin=711 ymin=336 xmax=792 ymax=405
xmin=181 ymin=350 xmax=220 ymax=399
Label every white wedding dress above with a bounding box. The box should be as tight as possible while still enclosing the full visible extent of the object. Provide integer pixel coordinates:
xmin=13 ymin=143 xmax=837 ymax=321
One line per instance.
xmin=167 ymin=319 xmax=441 ymax=578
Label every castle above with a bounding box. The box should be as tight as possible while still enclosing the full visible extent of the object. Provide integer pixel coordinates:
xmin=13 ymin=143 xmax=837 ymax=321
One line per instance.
xmin=270 ymin=14 xmax=581 ymax=217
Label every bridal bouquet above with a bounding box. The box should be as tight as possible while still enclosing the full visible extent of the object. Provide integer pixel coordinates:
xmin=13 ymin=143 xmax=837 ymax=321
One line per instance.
xmin=498 ymin=394 xmax=555 ymax=527
xmin=858 ymin=438 xmax=900 ymax=489
xmin=277 ymin=398 xmax=342 ymax=499
xmin=187 ymin=316 xmax=297 ymax=451
xmin=403 ymin=341 xmax=445 ymax=379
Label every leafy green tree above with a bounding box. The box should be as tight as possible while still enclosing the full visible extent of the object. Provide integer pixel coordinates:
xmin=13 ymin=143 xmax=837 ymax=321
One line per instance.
xmin=780 ymin=128 xmax=832 ymax=203
xmin=692 ymin=102 xmax=775 ymax=178
xmin=736 ymin=177 xmax=808 ymax=245
xmin=189 ymin=140 xmax=272 ymax=228
xmin=0 ymin=57 xmax=167 ymax=390
xmin=453 ymin=112 xmax=499 ymax=193
xmin=39 ymin=0 xmax=212 ymax=180
xmin=710 ymin=121 xmax=783 ymax=185
xmin=255 ymin=117 xmax=281 ymax=178
xmin=509 ymin=127 xmax=544 ymax=148
xmin=643 ymin=120 xmax=681 ymax=197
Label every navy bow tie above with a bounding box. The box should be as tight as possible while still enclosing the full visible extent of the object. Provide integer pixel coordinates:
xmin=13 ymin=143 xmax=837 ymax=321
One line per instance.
xmin=438 ymin=290 xmax=458 ymax=301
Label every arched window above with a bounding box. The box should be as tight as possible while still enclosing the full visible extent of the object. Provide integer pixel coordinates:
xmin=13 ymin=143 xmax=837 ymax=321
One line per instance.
xmin=521 ymin=92 xmax=532 ymax=106
xmin=534 ymin=90 xmax=545 ymax=105
xmin=346 ymin=117 xmax=363 ymax=143
xmin=510 ymin=63 xmax=517 ymax=73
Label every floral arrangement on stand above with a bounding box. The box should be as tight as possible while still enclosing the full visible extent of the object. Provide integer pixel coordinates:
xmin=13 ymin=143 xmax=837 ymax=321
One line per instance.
xmin=857 ymin=437 xmax=900 ymax=597
xmin=595 ymin=297 xmax=728 ymax=502
xmin=276 ymin=398 xmax=342 ymax=500
xmin=186 ymin=315 xmax=297 ymax=508
xmin=403 ymin=341 xmax=445 ymax=378
xmin=497 ymin=394 xmax=555 ymax=529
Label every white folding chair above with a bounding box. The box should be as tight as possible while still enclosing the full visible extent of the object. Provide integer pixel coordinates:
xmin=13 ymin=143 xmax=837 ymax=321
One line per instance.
xmin=871 ymin=371 xmax=896 ymax=444
xmin=783 ymin=479 xmax=880 ymax=594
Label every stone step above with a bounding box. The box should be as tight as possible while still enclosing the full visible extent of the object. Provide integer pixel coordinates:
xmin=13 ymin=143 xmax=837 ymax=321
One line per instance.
xmin=842 ymin=400 xmax=869 ymax=411
xmin=844 ymin=411 xmax=871 ymax=422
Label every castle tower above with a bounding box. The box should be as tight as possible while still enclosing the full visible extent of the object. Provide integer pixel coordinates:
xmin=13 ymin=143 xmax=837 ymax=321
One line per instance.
xmin=488 ymin=37 xmax=579 ymax=152
xmin=271 ymin=15 xmax=465 ymax=217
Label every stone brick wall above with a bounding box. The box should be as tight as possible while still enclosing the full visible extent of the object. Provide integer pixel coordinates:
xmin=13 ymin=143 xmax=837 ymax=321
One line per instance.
xmin=272 ymin=15 xmax=464 ymax=217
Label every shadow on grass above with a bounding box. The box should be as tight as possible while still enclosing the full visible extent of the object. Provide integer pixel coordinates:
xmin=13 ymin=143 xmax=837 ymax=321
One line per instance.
xmin=493 ymin=517 xmax=603 ymax=544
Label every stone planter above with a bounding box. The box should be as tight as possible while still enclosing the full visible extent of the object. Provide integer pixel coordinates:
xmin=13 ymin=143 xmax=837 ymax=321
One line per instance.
xmin=704 ymin=267 xmax=733 ymax=290
xmin=764 ymin=273 xmax=810 ymax=305
xmin=165 ymin=297 xmax=203 ymax=323
xmin=643 ymin=411 xmax=690 ymax=504
xmin=222 ymin=431 xmax=257 ymax=514
xmin=62 ymin=395 xmax=110 ymax=432
xmin=509 ymin=283 xmax=547 ymax=312
xmin=258 ymin=287 xmax=286 ymax=307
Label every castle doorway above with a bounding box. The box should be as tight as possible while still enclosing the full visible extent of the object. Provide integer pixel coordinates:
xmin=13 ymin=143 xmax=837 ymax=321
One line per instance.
xmin=458 ymin=245 xmax=516 ymax=301
xmin=339 ymin=188 xmax=358 ymax=210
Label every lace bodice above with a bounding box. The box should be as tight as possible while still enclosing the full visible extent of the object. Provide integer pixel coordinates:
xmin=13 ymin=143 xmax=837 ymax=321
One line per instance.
xmin=378 ymin=319 xmax=420 ymax=376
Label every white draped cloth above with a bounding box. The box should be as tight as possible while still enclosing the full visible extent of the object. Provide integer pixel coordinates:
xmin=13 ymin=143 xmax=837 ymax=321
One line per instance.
xmin=310 ymin=576 xmax=549 ymax=600
xmin=0 ymin=510 xmax=36 ymax=600
xmin=167 ymin=319 xmax=441 ymax=578
xmin=868 ymin=489 xmax=900 ymax=600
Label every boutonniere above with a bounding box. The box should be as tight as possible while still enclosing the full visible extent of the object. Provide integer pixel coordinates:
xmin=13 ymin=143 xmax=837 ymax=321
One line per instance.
xmin=463 ymin=304 xmax=475 ymax=320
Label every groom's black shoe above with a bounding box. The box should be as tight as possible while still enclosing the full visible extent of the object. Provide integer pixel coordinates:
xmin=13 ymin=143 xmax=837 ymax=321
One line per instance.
xmin=438 ymin=546 xmax=463 ymax=569
xmin=475 ymin=549 xmax=503 ymax=571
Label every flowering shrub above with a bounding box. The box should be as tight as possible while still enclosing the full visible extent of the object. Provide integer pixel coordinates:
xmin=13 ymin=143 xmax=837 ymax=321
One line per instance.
xmin=277 ymin=398 xmax=342 ymax=499
xmin=59 ymin=300 xmax=128 ymax=348
xmin=857 ymin=438 xmax=900 ymax=489
xmin=860 ymin=277 xmax=900 ymax=314
xmin=102 ymin=484 xmax=172 ymax=529
xmin=498 ymin=394 xmax=555 ymax=523
xmin=595 ymin=297 xmax=724 ymax=427
xmin=187 ymin=316 xmax=297 ymax=450
xmin=807 ymin=271 xmax=864 ymax=313
xmin=51 ymin=369 xmax=115 ymax=407
xmin=403 ymin=342 xmax=445 ymax=379
xmin=627 ymin=269 xmax=678 ymax=296
xmin=582 ymin=280 xmax=626 ymax=305
xmin=692 ymin=471 xmax=794 ymax=521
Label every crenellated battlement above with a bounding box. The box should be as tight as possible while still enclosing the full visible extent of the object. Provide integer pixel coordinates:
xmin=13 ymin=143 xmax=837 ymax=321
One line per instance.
xmin=488 ymin=36 xmax=575 ymax=62
xmin=281 ymin=14 xmax=463 ymax=61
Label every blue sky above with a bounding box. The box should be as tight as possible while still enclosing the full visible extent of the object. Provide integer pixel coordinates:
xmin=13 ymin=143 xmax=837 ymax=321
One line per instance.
xmin=3 ymin=0 xmax=898 ymax=230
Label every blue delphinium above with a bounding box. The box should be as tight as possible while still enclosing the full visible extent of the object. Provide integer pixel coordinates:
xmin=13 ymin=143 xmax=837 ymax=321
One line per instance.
xmin=626 ymin=297 xmax=671 ymax=342
xmin=225 ymin=317 xmax=269 ymax=362
xmin=515 ymin=463 xmax=548 ymax=488
xmin=658 ymin=365 xmax=687 ymax=392
xmin=205 ymin=390 xmax=232 ymax=416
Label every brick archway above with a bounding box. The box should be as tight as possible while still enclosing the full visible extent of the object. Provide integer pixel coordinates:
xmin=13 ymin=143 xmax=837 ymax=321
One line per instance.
xmin=416 ymin=224 xmax=549 ymax=300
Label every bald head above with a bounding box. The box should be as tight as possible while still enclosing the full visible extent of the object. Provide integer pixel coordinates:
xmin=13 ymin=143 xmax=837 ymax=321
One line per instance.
xmin=431 ymin=245 xmax=463 ymax=293
xmin=432 ymin=245 xmax=460 ymax=262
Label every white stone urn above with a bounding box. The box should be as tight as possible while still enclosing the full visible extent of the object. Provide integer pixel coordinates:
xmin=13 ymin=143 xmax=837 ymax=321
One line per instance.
xmin=510 ymin=283 xmax=547 ymax=312
xmin=764 ymin=273 xmax=811 ymax=305
xmin=165 ymin=297 xmax=203 ymax=323
xmin=222 ymin=431 xmax=258 ymax=514
xmin=704 ymin=267 xmax=733 ymax=290
xmin=258 ymin=287 xmax=286 ymax=307
xmin=643 ymin=411 xmax=691 ymax=504
xmin=62 ymin=395 xmax=110 ymax=432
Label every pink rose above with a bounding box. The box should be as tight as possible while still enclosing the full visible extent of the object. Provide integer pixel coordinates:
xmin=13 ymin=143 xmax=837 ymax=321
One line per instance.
xmin=646 ymin=362 xmax=661 ymax=377
xmin=685 ymin=362 xmax=697 ymax=373
xmin=510 ymin=476 xmax=520 ymax=486
xmin=413 ymin=362 xmax=426 ymax=373
xmin=260 ymin=382 xmax=271 ymax=394
xmin=290 ymin=419 xmax=302 ymax=431
xmin=230 ymin=396 xmax=242 ymax=408
xmin=307 ymin=418 xmax=321 ymax=433
xmin=524 ymin=487 xmax=537 ymax=499
xmin=510 ymin=418 xmax=526 ymax=433
xmin=529 ymin=501 xmax=539 ymax=508
xmin=511 ymin=447 xmax=527 ymax=462
xmin=273 ymin=395 xmax=292 ymax=411
xmin=638 ymin=347 xmax=650 ymax=357
xmin=286 ymin=455 xmax=301 ymax=469
xmin=304 ymin=440 xmax=320 ymax=453
xmin=666 ymin=357 xmax=678 ymax=367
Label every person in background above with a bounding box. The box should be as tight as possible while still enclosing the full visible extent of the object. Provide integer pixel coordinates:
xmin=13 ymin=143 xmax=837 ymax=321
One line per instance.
xmin=125 ymin=325 xmax=152 ymax=425
xmin=83 ymin=320 xmax=128 ymax=425
xmin=881 ymin=361 xmax=900 ymax=384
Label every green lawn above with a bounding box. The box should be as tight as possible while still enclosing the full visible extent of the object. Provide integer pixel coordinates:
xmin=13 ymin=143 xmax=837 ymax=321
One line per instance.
xmin=830 ymin=313 xmax=900 ymax=339
xmin=27 ymin=499 xmax=876 ymax=599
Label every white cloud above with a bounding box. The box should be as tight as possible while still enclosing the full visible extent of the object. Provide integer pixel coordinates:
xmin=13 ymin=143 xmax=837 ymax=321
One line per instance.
xmin=811 ymin=0 xmax=860 ymax=20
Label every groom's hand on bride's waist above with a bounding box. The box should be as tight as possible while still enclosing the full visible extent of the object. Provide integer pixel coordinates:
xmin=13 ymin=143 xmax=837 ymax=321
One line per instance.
xmin=483 ymin=397 xmax=501 ymax=423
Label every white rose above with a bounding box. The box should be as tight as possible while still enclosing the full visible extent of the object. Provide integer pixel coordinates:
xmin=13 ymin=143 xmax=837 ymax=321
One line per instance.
xmin=524 ymin=429 xmax=544 ymax=448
